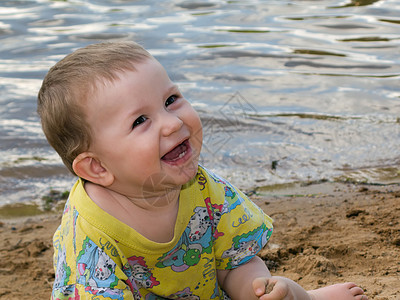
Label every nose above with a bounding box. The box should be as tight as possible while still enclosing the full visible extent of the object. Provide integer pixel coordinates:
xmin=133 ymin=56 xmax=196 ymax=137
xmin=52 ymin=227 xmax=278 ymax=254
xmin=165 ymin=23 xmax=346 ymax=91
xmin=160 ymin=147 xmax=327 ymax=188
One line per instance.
xmin=160 ymin=111 xmax=183 ymax=137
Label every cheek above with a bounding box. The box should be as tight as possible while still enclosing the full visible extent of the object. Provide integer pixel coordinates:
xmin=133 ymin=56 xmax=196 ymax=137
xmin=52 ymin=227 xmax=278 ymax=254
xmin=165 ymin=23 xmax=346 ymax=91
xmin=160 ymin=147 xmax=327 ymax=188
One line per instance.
xmin=188 ymin=110 xmax=203 ymax=138
xmin=194 ymin=117 xmax=203 ymax=146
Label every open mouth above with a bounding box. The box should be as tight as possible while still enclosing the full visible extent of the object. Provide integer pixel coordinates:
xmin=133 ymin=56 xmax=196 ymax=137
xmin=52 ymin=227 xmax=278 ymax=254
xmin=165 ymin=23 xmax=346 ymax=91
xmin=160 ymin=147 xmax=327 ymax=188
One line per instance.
xmin=161 ymin=139 xmax=190 ymax=163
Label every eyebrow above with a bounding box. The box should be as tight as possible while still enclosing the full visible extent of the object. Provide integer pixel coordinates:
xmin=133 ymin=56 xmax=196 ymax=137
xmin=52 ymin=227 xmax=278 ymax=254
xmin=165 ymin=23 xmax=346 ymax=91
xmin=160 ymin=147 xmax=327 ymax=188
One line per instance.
xmin=124 ymin=84 xmax=181 ymax=122
xmin=165 ymin=84 xmax=180 ymax=97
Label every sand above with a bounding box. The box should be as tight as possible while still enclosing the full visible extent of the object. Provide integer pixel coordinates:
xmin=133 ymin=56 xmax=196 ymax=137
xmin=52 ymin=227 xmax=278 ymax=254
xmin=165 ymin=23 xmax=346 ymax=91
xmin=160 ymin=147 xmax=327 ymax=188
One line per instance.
xmin=0 ymin=181 xmax=399 ymax=299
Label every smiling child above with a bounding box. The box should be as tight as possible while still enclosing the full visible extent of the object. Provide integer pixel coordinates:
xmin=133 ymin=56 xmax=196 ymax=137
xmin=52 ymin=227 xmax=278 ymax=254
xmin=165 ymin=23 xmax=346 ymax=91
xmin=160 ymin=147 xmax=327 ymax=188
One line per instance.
xmin=38 ymin=41 xmax=368 ymax=300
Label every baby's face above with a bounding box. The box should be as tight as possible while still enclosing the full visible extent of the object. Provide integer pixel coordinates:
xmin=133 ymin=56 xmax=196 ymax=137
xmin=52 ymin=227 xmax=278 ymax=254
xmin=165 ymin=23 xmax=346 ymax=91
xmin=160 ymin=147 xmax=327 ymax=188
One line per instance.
xmin=85 ymin=58 xmax=203 ymax=197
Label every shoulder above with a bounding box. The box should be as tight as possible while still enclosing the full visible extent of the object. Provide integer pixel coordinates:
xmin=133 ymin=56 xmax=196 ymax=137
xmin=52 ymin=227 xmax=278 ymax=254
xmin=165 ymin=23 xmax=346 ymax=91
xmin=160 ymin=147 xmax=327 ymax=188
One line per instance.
xmin=194 ymin=165 xmax=232 ymax=192
xmin=195 ymin=165 xmax=271 ymax=225
xmin=195 ymin=165 xmax=245 ymax=206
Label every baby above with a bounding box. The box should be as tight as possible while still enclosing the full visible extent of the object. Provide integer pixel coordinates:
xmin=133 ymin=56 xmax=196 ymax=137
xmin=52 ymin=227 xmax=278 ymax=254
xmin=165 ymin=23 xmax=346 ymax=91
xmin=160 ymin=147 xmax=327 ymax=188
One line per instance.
xmin=38 ymin=41 xmax=368 ymax=300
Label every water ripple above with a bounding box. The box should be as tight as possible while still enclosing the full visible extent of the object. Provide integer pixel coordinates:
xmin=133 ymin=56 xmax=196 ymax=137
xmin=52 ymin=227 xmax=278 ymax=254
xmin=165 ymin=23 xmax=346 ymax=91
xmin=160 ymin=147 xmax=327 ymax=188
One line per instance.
xmin=0 ymin=0 xmax=400 ymax=206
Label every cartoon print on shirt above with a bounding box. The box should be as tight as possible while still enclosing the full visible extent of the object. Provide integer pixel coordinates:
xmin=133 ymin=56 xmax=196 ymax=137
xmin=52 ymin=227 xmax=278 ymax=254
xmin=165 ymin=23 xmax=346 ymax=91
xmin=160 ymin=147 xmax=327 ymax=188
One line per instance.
xmin=188 ymin=206 xmax=212 ymax=242
xmin=84 ymin=286 xmax=124 ymax=298
xmin=94 ymin=248 xmax=117 ymax=281
xmin=221 ymin=183 xmax=246 ymax=214
xmin=52 ymin=284 xmax=79 ymax=300
xmin=53 ymin=245 xmax=71 ymax=290
xmin=222 ymin=240 xmax=260 ymax=268
xmin=156 ymin=202 xmax=223 ymax=271
xmin=204 ymin=197 xmax=224 ymax=239
xmin=76 ymin=237 xmax=121 ymax=299
xmin=197 ymin=170 xmax=207 ymax=190
xmin=222 ymin=223 xmax=272 ymax=269
xmin=121 ymin=261 xmax=143 ymax=300
xmin=127 ymin=256 xmax=160 ymax=291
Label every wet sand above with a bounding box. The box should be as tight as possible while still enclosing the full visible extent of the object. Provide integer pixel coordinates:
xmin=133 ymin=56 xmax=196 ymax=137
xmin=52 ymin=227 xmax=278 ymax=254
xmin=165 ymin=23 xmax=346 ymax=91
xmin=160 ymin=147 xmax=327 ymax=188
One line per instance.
xmin=0 ymin=181 xmax=399 ymax=299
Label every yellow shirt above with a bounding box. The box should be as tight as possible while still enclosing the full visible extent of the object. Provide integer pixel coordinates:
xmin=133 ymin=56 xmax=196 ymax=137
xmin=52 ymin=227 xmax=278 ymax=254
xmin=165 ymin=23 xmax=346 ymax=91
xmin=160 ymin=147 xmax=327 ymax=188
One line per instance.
xmin=52 ymin=165 xmax=273 ymax=299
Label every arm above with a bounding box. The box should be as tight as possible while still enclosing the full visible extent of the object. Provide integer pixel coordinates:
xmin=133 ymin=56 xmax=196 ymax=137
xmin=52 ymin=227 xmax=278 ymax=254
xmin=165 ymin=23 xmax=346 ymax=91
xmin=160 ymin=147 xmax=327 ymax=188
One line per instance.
xmin=217 ymin=256 xmax=312 ymax=300
xmin=217 ymin=256 xmax=271 ymax=300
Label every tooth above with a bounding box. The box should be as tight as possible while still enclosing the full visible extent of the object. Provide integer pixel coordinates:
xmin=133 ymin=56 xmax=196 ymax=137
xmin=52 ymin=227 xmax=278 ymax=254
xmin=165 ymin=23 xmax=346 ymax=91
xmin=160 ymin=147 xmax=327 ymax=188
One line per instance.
xmin=178 ymin=150 xmax=186 ymax=159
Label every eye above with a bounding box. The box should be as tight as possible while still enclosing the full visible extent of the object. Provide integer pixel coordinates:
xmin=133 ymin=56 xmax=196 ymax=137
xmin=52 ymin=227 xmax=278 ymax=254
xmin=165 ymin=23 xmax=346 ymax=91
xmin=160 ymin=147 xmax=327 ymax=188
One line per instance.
xmin=165 ymin=95 xmax=177 ymax=107
xmin=132 ymin=115 xmax=147 ymax=129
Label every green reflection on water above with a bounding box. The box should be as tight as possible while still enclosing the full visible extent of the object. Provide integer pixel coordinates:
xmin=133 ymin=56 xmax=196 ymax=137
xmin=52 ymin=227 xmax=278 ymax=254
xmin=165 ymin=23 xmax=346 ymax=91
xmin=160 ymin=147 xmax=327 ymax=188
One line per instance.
xmin=293 ymin=49 xmax=346 ymax=57
xmin=197 ymin=44 xmax=233 ymax=48
xmin=339 ymin=36 xmax=391 ymax=42
xmin=286 ymin=16 xmax=348 ymax=21
xmin=379 ymin=19 xmax=400 ymax=25
xmin=216 ymin=29 xmax=270 ymax=34
xmin=329 ymin=0 xmax=381 ymax=8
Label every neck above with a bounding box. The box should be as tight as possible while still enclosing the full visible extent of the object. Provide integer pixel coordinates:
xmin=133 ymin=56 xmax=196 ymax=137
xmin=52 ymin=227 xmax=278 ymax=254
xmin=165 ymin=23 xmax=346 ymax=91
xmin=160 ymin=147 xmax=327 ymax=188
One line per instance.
xmin=85 ymin=181 xmax=182 ymax=214
xmin=123 ymin=185 xmax=181 ymax=211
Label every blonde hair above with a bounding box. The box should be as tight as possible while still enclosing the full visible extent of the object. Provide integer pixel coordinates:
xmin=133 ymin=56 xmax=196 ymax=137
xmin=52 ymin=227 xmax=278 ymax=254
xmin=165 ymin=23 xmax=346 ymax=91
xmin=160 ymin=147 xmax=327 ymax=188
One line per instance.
xmin=37 ymin=41 xmax=152 ymax=175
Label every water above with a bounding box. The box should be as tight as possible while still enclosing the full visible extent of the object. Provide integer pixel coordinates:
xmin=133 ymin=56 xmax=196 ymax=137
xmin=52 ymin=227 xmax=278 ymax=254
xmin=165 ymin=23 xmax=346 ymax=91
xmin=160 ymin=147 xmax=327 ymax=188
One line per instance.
xmin=1 ymin=0 xmax=400 ymax=207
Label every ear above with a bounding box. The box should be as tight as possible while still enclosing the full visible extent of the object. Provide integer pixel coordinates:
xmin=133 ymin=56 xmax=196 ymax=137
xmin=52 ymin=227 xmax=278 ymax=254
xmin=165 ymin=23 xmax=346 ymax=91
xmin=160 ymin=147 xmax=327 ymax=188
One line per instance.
xmin=72 ymin=152 xmax=114 ymax=187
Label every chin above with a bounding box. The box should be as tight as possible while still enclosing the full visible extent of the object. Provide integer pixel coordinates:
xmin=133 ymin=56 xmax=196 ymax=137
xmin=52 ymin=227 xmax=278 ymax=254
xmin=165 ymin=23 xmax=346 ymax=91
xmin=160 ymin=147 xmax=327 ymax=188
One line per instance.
xmin=176 ymin=160 xmax=199 ymax=184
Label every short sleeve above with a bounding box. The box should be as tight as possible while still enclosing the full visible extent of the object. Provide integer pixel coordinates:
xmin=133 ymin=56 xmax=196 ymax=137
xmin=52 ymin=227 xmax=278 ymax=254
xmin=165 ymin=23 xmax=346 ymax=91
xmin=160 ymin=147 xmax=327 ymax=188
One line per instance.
xmin=202 ymin=170 xmax=273 ymax=270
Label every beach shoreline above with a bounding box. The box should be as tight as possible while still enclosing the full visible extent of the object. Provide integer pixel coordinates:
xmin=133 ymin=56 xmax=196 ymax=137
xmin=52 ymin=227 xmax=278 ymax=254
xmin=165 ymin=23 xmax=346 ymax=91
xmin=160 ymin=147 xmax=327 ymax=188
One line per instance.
xmin=0 ymin=181 xmax=399 ymax=299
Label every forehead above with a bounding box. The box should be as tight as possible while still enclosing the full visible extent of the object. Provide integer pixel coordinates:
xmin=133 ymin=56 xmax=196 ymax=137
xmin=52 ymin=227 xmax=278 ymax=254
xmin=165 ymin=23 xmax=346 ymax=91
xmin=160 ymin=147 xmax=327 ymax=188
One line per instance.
xmin=85 ymin=58 xmax=174 ymax=115
xmin=93 ymin=57 xmax=168 ymax=91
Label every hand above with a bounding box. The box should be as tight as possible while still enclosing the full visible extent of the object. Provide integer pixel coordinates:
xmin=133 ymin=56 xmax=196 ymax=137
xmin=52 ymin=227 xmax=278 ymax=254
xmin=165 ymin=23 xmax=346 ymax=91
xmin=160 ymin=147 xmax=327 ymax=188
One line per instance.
xmin=252 ymin=276 xmax=290 ymax=300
